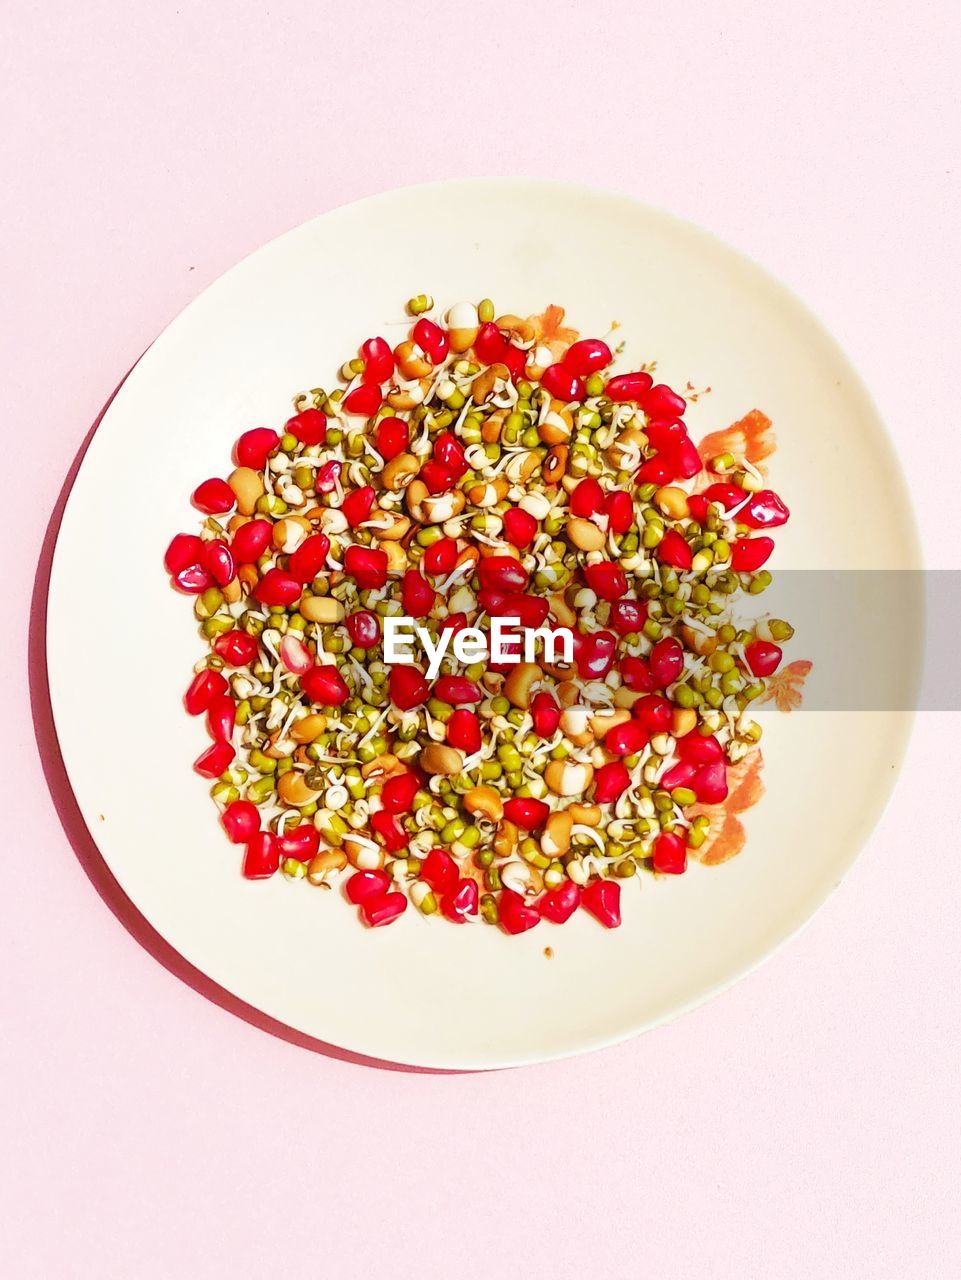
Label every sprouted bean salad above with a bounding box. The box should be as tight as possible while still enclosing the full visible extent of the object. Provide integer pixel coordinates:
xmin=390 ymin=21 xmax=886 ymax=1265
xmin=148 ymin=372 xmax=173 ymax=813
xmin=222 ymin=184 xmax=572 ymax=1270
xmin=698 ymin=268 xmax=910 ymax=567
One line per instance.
xmin=164 ymin=296 xmax=794 ymax=933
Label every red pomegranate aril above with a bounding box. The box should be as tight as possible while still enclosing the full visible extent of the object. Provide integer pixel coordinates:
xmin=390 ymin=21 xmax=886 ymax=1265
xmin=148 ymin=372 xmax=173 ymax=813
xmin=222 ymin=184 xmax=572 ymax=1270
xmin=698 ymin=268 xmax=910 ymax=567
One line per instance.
xmin=563 ymin=338 xmax=612 ymax=377
xmin=441 ymin=611 xmax=469 ymax=637
xmin=288 ymin=532 xmax=331 ymax=583
xmin=192 ymin=477 xmax=235 ymax=515
xmin=605 ymin=371 xmax=654 ymax=403
xmin=253 ymin=568 xmax=302 ymax=606
xmin=301 ymin=664 xmax=349 ymax=706
xmin=221 ymin=800 xmax=260 ymax=844
xmin=637 ymin=455 xmax=677 ymax=485
xmin=644 ymin=419 xmax=687 ymax=452
xmin=506 ymin=593 xmax=550 ymax=629
xmin=213 ymin=629 xmax=259 ymax=666
xmin=279 ymin=635 xmax=312 ymax=675
xmin=424 ymin=537 xmax=458 ymax=575
xmin=477 ymin=556 xmax=529 ymax=593
xmin=499 ymin=888 xmax=541 ymax=934
xmin=730 ymin=537 xmax=774 ymax=572
xmin=593 ymin=762 xmax=631 ymax=804
xmin=314 ymin=460 xmax=341 ymax=493
xmin=435 ymin=676 xmax=482 ymax=705
xmin=538 ymin=880 xmax=581 ymax=924
xmin=474 ymin=322 xmax=508 ymax=365
xmin=286 ymin=407 xmax=327 ymax=446
xmin=703 ymin=482 xmax=747 ymax=510
xmin=687 ymin=494 xmax=709 ymax=524
xmin=604 ymin=719 xmax=649 ymax=757
xmin=670 ymin=436 xmax=703 ymax=480
xmin=401 ymin=570 xmax=436 ymax=618
xmin=441 ymin=878 xmax=478 ymax=923
xmin=531 ymin=690 xmax=561 ymax=738
xmin=389 ymin=665 xmax=429 ymax=711
xmin=422 ymin=848 xmax=458 ymax=893
xmin=635 ymin=694 xmax=672 ymax=732
xmin=277 ymin=824 xmax=320 ymax=862
xmin=570 ymin=476 xmax=604 ymax=518
xmin=205 ymin=694 xmax=236 ymax=743
xmin=433 ymin=432 xmax=468 ymax=478
xmin=360 ymin=336 xmax=394 ymax=384
xmin=501 ymin=342 xmax=527 ymax=381
xmin=194 ymin=740 xmax=235 ymax=778
xmin=744 ymin=639 xmax=783 ymax=677
xmin=200 ymin=539 xmax=235 ymax=587
xmin=412 ymin=317 xmax=449 ymax=363
xmin=234 ymin=427 xmax=279 ymax=470
xmin=656 ymin=528 xmax=693 ymax=570
xmin=375 ymin=417 xmax=409 ymax=460
xmin=649 ymin=636 xmax=684 ymax=687
xmin=164 ymin=533 xmax=203 ymax=575
xmin=381 ymin=770 xmax=421 ymax=814
xmin=184 ymin=668 xmax=228 ymax=715
xmin=540 ymin=363 xmax=585 ymax=403
xmin=361 ymin=893 xmax=407 ymax=927
xmin=346 ymin=870 xmax=392 ymax=904
xmin=345 ymin=610 xmax=381 ymax=648
xmin=341 ymin=485 xmax=376 ymax=528
xmin=619 ymin=655 xmax=656 ymax=692
xmin=504 ymin=797 xmax=550 ymax=831
xmin=342 ymin=383 xmax=383 ymax=416
xmin=172 ymin=564 xmax=213 ymax=594
xmin=581 ymin=879 xmax=621 ymax=928
xmin=677 ymin=733 xmax=723 ymax=763
xmin=692 ymin=760 xmax=729 ymax=804
xmin=642 ymin=383 xmax=687 ymax=418
xmin=230 ymin=518 xmax=272 ymax=563
xmin=447 ymin=709 xmax=482 ymax=754
xmin=344 ymin=545 xmax=388 ymax=589
xmin=242 ymin=832 xmax=280 ymax=879
xmin=419 ymin=460 xmax=456 ymax=494
xmin=584 ymin=562 xmax=628 ymax=602
xmin=503 ymin=508 xmax=538 ymax=549
xmin=370 ymin=810 xmax=408 ymax=852
xmin=603 ymin=489 xmax=635 ymax=534
xmin=652 ymin=831 xmax=687 ymax=875
xmin=573 ymin=630 xmax=617 ymax=680
xmin=742 ymin=490 xmax=790 ymax=529
xmin=659 ymin=760 xmax=697 ymax=791
xmin=610 ymin=599 xmax=647 ymax=636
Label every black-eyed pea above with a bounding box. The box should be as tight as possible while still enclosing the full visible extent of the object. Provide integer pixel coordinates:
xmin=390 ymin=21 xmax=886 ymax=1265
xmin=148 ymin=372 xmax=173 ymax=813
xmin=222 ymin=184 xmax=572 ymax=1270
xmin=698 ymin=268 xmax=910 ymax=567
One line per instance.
xmin=387 ymin=378 xmax=430 ymax=411
xmin=543 ymin=445 xmax=568 ymax=485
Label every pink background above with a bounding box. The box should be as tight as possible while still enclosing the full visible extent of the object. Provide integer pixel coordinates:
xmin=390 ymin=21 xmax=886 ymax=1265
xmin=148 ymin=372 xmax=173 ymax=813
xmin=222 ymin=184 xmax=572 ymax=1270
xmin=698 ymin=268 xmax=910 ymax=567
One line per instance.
xmin=3 ymin=3 xmax=959 ymax=1276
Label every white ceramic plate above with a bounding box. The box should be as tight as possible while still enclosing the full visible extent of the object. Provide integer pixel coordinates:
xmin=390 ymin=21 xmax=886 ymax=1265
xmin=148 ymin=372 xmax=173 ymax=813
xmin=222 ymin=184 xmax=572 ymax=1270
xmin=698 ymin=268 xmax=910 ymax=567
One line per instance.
xmin=47 ymin=180 xmax=920 ymax=1069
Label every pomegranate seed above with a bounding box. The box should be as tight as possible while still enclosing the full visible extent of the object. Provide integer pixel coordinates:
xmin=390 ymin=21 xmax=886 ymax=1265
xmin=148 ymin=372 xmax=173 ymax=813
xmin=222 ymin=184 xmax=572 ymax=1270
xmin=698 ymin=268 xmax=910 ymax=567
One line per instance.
xmin=172 ymin=564 xmax=213 ymax=594
xmin=279 ymin=634 xmax=313 ymax=675
xmin=230 ymin=518 xmax=272 ymax=563
xmin=401 ymin=570 xmax=436 ymax=618
xmin=412 ymin=318 xmax=449 ymax=363
xmin=234 ymin=427 xmax=279 ymax=470
xmin=191 ymin=477 xmax=235 ymax=515
xmin=703 ymin=482 xmax=746 ymax=510
xmin=652 ymin=831 xmax=687 ymax=874
xmin=477 ymin=556 xmax=529 ymax=593
xmin=563 ymin=338 xmax=612 ymax=376
xmin=677 ymin=733 xmax=723 ymax=763
xmin=637 ymin=455 xmax=677 ymax=485
xmin=447 ymin=709 xmax=482 ymax=754
xmin=603 ymin=489 xmax=635 ymax=534
xmin=503 ymin=508 xmax=538 ymax=548
xmin=441 ymin=878 xmax=479 ymax=923
xmin=635 ymin=694 xmax=672 ymax=732
xmin=670 ymin=436 xmax=703 ymax=480
xmin=500 ymin=342 xmax=527 ymax=381
xmin=499 ymin=888 xmax=541 ymax=934
xmin=381 ymin=770 xmax=421 ymax=814
xmin=593 ymin=762 xmax=631 ymax=804
xmin=641 ymin=383 xmax=687 ymax=418
xmin=605 ymin=371 xmax=653 ymax=403
xmin=573 ymin=630 xmax=617 ymax=679
xmin=741 ymin=490 xmax=789 ymax=528
xmin=656 ymin=528 xmax=693 ymax=570
xmin=649 ymin=636 xmax=684 ymax=687
xmin=345 ymin=610 xmax=381 ymax=648
xmin=389 ymin=665 xmax=429 ymax=711
xmin=584 ymin=562 xmax=628 ymax=602
xmin=503 ymin=797 xmax=550 ymax=830
xmin=342 ymin=383 xmax=382 ymax=416
xmin=645 ymin=419 xmax=687 ymax=452
xmin=343 ymin=545 xmax=388 ymax=589
xmin=370 ymin=811 xmax=408 ymax=851
xmin=610 ymin=599 xmax=647 ymax=636
xmin=288 ymin=532 xmax=330 ymax=583
xmin=531 ymin=690 xmax=561 ymax=738
xmin=604 ymin=719 xmax=649 ymax=757
xmin=540 ymin=363 xmax=585 ymax=402
xmin=286 ymin=407 xmax=327 ymax=446
xmin=441 ymin=611 xmax=469 ymax=636
xmin=433 ymin=431 xmax=468 ymax=478
xmin=474 ymin=322 xmax=509 ymax=365
xmin=253 ymin=568 xmax=302 ymax=606
xmin=194 ymin=740 xmax=234 ymax=778
xmin=435 ymin=676 xmax=482 ymax=705
xmin=419 ymin=459 xmax=456 ymax=494
xmin=744 ymin=639 xmax=782 ymax=677
xmin=184 ymin=669 xmax=228 ymax=715
xmin=360 ymin=336 xmax=394 ymax=384
xmin=341 ymin=486 xmax=376 ymax=528
xmin=221 ymin=800 xmax=259 ymax=844
xmin=538 ymin=880 xmax=581 ymax=923
xmin=301 ymin=664 xmax=350 ymax=706
xmin=508 ymin=593 xmax=551 ymax=629
xmin=242 ymin=832 xmax=280 ymax=879
xmin=206 ymin=694 xmax=235 ymax=742
xmin=730 ymin=537 xmax=774 ymax=572
xmin=619 ymin=655 xmax=655 ymax=692
xmin=581 ymin=879 xmax=621 ymax=928
xmin=201 ymin=539 xmax=235 ymax=587
xmin=164 ymin=533 xmax=203 ymax=575
xmin=346 ymin=870 xmax=392 ymax=904
xmin=423 ymin=537 xmax=458 ymax=575
xmin=422 ymin=848 xmax=458 ymax=893
xmin=213 ymin=629 xmax=258 ymax=666
xmin=659 ymin=760 xmax=697 ymax=790
xmin=314 ymin=460 xmax=341 ymax=493
xmin=276 ymin=824 xmax=320 ymax=862
xmin=360 ymin=892 xmax=408 ymax=927
xmin=692 ymin=760 xmax=728 ymax=804
xmin=570 ymin=476 xmax=604 ymax=517
xmin=687 ymin=494 xmax=709 ymax=524
xmin=375 ymin=417 xmax=409 ymax=460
